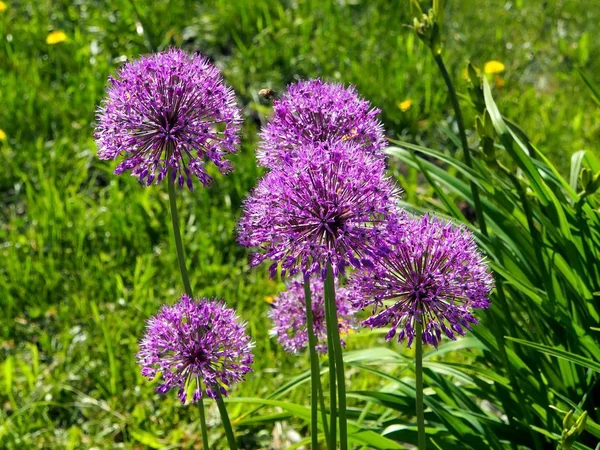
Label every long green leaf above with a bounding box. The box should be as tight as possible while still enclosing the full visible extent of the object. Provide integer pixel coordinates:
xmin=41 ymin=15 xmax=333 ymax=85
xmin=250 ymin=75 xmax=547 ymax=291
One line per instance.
xmin=506 ymin=337 xmax=600 ymax=372
xmin=225 ymin=398 xmax=404 ymax=449
xmin=578 ymin=69 xmax=600 ymax=107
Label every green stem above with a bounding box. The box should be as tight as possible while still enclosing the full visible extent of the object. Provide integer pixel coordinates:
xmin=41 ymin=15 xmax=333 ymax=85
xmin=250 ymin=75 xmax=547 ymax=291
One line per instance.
xmin=415 ymin=320 xmax=426 ymax=450
xmin=198 ymin=395 xmax=210 ymax=449
xmin=215 ymin=390 xmax=238 ymax=450
xmin=317 ymin=370 xmax=330 ymax=448
xmin=304 ymin=278 xmax=322 ymax=450
xmin=323 ymin=267 xmax=337 ymax=447
xmin=325 ymin=262 xmax=348 ymax=450
xmin=431 ymin=46 xmax=542 ymax=450
xmin=432 ymin=53 xmax=488 ymax=237
xmin=167 ymin=169 xmax=193 ymax=297
xmin=168 ymin=169 xmax=211 ymax=447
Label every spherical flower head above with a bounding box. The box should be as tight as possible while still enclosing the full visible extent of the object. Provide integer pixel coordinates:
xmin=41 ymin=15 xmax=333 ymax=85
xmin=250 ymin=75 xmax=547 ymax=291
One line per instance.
xmin=95 ymin=48 xmax=242 ymax=190
xmin=349 ymin=213 xmax=493 ymax=347
xmin=136 ymin=295 xmax=254 ymax=404
xmin=269 ymin=276 xmax=359 ymax=354
xmin=258 ymin=79 xmax=386 ymax=168
xmin=238 ymin=140 xmax=401 ymax=278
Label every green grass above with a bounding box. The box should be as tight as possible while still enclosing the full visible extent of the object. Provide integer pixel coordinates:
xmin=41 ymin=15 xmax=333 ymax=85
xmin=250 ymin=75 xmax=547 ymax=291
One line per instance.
xmin=0 ymin=0 xmax=599 ymax=448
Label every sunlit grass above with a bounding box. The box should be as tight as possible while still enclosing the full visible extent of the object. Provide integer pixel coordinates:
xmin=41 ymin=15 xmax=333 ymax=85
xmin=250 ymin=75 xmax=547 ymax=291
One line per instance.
xmin=1 ymin=0 xmax=599 ymax=448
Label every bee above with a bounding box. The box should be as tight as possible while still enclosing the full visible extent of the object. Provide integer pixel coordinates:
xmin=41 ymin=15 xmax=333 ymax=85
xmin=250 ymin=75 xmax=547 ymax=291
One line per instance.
xmin=342 ymin=128 xmax=359 ymax=141
xmin=258 ymin=88 xmax=276 ymax=100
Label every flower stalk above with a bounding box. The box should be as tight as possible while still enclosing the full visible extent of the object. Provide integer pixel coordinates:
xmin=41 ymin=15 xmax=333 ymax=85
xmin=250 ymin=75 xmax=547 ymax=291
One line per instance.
xmin=432 ymin=53 xmax=488 ymax=236
xmin=216 ymin=391 xmax=238 ymax=450
xmin=415 ymin=319 xmax=426 ymax=450
xmin=168 ymin=169 xmax=193 ymax=297
xmin=197 ymin=394 xmax=210 ymax=449
xmin=167 ymin=172 xmax=240 ymax=450
xmin=167 ymin=172 xmax=211 ymax=449
xmin=325 ymin=261 xmax=348 ymax=449
xmin=304 ymin=278 xmax=323 ymax=449
xmin=318 ymin=371 xmax=331 ymax=449
xmin=324 ymin=274 xmax=337 ymax=447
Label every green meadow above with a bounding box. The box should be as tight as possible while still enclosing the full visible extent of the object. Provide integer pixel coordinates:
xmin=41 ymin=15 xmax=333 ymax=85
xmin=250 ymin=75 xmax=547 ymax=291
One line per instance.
xmin=1 ymin=1 xmax=599 ymax=448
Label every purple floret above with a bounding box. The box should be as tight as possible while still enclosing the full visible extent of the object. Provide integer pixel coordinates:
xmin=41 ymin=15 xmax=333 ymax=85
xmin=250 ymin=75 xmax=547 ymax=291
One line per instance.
xmin=95 ymin=48 xmax=242 ymax=190
xmin=238 ymin=140 xmax=401 ymax=278
xmin=136 ymin=295 xmax=254 ymax=404
xmin=257 ymin=79 xmax=386 ymax=168
xmin=269 ymin=276 xmax=359 ymax=354
xmin=349 ymin=213 xmax=493 ymax=347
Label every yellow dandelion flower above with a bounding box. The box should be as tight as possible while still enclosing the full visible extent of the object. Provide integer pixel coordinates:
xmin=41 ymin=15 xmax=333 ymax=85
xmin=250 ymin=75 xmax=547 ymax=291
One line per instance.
xmin=0 ymin=2 xmax=7 ymax=12
xmin=46 ymin=31 xmax=68 ymax=45
xmin=0 ymin=129 xmax=7 ymax=141
xmin=484 ymin=60 xmax=505 ymax=74
xmin=398 ymin=99 xmax=413 ymax=112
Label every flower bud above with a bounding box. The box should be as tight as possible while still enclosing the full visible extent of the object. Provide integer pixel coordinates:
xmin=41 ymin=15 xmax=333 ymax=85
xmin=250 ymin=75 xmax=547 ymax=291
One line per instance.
xmin=578 ymin=168 xmax=600 ymax=202
xmin=560 ymin=410 xmax=587 ymax=449
xmin=413 ymin=8 xmax=442 ymax=55
xmin=467 ymin=63 xmax=485 ymax=111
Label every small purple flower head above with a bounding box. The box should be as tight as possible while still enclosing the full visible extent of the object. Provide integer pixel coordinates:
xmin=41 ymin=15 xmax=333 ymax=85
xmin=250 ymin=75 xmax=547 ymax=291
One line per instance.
xmin=349 ymin=213 xmax=493 ymax=348
xmin=95 ymin=48 xmax=242 ymax=190
xmin=257 ymin=79 xmax=386 ymax=168
xmin=136 ymin=295 xmax=253 ymax=404
xmin=238 ymin=140 xmax=400 ymax=278
xmin=269 ymin=276 xmax=359 ymax=354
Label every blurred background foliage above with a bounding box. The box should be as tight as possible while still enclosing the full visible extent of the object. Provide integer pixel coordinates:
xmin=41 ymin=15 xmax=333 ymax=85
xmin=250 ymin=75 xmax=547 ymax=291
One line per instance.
xmin=0 ymin=0 xmax=599 ymax=448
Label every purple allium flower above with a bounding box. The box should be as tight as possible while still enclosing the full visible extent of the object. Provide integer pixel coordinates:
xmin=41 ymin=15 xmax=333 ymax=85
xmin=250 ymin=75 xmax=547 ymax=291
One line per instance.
xmin=238 ymin=140 xmax=400 ymax=278
xmin=349 ymin=213 xmax=493 ymax=347
xmin=136 ymin=295 xmax=253 ymax=404
xmin=257 ymin=79 xmax=386 ymax=168
xmin=95 ymin=48 xmax=242 ymax=190
xmin=269 ymin=276 xmax=359 ymax=354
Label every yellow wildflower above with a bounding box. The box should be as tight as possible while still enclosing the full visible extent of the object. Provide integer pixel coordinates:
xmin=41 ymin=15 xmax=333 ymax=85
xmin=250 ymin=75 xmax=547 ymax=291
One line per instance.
xmin=46 ymin=31 xmax=68 ymax=45
xmin=484 ymin=60 xmax=505 ymax=74
xmin=398 ymin=99 xmax=413 ymax=112
xmin=0 ymin=2 xmax=7 ymax=12
xmin=0 ymin=129 xmax=6 ymax=141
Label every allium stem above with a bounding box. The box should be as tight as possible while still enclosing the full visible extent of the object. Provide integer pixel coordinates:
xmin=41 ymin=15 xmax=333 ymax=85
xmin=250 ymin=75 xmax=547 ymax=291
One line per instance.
xmin=215 ymin=390 xmax=238 ymax=450
xmin=317 ymin=369 xmax=331 ymax=449
xmin=415 ymin=319 xmax=426 ymax=450
xmin=304 ymin=278 xmax=322 ymax=449
xmin=198 ymin=395 xmax=210 ymax=449
xmin=167 ymin=170 xmax=209 ymax=448
xmin=325 ymin=261 xmax=348 ymax=449
xmin=167 ymin=169 xmax=193 ymax=297
xmin=432 ymin=53 xmax=488 ymax=237
xmin=323 ymin=268 xmax=337 ymax=447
